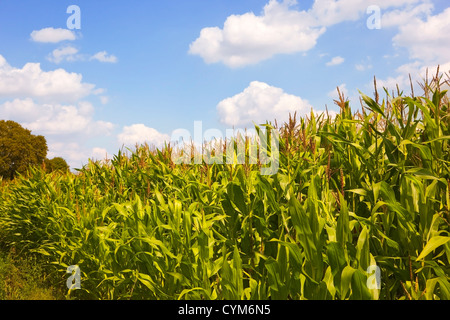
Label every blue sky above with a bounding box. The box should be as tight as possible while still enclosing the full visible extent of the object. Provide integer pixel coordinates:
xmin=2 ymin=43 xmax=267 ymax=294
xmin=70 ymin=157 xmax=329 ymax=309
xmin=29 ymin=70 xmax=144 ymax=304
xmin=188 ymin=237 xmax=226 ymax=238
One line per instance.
xmin=0 ymin=0 xmax=449 ymax=169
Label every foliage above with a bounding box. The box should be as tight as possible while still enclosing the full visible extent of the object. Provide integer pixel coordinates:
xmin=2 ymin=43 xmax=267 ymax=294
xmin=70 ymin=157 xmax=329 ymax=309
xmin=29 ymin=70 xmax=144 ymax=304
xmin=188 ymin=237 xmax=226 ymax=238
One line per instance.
xmin=0 ymin=76 xmax=449 ymax=300
xmin=0 ymin=248 xmax=65 ymax=300
xmin=0 ymin=120 xmax=48 ymax=180
xmin=44 ymin=157 xmax=70 ymax=173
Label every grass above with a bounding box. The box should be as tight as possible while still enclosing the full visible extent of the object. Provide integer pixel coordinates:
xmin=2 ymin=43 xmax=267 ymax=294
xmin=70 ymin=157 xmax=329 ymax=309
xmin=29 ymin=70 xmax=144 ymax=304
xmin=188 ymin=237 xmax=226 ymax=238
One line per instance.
xmin=0 ymin=71 xmax=449 ymax=300
xmin=0 ymin=248 xmax=65 ymax=300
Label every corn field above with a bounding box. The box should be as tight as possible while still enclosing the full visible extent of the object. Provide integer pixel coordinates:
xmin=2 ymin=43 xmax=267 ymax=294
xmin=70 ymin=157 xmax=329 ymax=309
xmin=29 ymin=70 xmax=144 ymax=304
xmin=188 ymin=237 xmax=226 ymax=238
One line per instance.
xmin=0 ymin=76 xmax=449 ymax=300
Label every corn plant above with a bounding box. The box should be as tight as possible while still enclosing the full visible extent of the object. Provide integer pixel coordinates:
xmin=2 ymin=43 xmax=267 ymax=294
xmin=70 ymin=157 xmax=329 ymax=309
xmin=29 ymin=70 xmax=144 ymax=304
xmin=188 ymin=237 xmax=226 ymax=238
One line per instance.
xmin=0 ymin=76 xmax=449 ymax=300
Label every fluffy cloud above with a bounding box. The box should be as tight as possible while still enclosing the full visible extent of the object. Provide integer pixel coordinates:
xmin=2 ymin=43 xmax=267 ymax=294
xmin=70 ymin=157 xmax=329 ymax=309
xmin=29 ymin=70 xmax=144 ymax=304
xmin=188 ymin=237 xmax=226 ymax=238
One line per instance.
xmin=326 ymin=56 xmax=344 ymax=66
xmin=189 ymin=0 xmax=325 ymax=68
xmin=46 ymin=47 xmax=119 ymax=65
xmin=47 ymin=47 xmax=119 ymax=65
xmin=393 ymin=7 xmax=450 ymax=65
xmin=30 ymin=27 xmax=77 ymax=43
xmin=309 ymin=0 xmax=424 ymax=26
xmin=376 ymin=61 xmax=450 ymax=95
xmin=47 ymin=46 xmax=81 ymax=64
xmin=118 ymin=124 xmax=171 ymax=148
xmin=0 ymin=98 xmax=114 ymax=136
xmin=0 ymin=55 xmax=116 ymax=171
xmin=46 ymin=142 xmax=112 ymax=170
xmin=380 ymin=2 xmax=433 ymax=28
xmin=91 ymin=147 xmax=110 ymax=161
xmin=0 ymin=55 xmax=96 ymax=103
xmin=374 ymin=6 xmax=450 ymax=95
xmin=217 ymin=81 xmax=315 ymax=127
xmin=189 ymin=0 xmax=426 ymax=68
xmin=90 ymin=51 xmax=118 ymax=63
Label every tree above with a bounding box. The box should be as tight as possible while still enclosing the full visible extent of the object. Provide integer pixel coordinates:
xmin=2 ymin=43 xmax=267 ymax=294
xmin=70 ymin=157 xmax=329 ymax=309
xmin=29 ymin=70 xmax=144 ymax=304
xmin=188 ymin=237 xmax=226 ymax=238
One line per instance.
xmin=0 ymin=120 xmax=48 ymax=180
xmin=44 ymin=157 xmax=69 ymax=173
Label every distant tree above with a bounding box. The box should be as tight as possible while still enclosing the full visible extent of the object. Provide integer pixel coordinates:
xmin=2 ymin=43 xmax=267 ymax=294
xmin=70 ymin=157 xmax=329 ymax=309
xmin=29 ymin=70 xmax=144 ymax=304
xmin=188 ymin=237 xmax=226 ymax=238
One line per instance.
xmin=44 ymin=157 xmax=69 ymax=173
xmin=0 ymin=120 xmax=48 ymax=180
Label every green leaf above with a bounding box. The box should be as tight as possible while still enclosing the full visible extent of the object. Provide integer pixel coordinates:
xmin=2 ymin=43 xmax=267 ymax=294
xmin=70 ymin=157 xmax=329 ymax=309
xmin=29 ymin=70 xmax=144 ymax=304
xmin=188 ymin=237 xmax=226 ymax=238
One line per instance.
xmin=336 ymin=194 xmax=350 ymax=248
xmin=350 ymin=269 xmax=372 ymax=300
xmin=228 ymin=183 xmax=248 ymax=215
xmin=360 ymin=92 xmax=385 ymax=118
xmin=425 ymin=277 xmax=450 ymax=300
xmin=356 ymin=226 xmax=370 ymax=271
xmin=340 ymin=266 xmax=355 ymax=299
xmin=417 ymin=236 xmax=450 ymax=261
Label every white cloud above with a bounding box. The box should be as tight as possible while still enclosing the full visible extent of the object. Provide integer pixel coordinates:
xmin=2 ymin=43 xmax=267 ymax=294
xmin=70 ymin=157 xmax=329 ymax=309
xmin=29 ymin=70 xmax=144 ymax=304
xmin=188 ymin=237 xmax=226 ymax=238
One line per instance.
xmin=30 ymin=27 xmax=77 ymax=43
xmin=326 ymin=56 xmax=344 ymax=66
xmin=46 ymin=47 xmax=118 ymax=65
xmin=0 ymin=55 xmax=116 ymax=171
xmin=309 ymin=0 xmax=424 ymax=26
xmin=189 ymin=0 xmax=425 ymax=68
xmin=46 ymin=142 xmax=85 ymax=169
xmin=376 ymin=61 xmax=450 ymax=95
xmin=374 ymin=6 xmax=450 ymax=96
xmin=118 ymin=124 xmax=171 ymax=148
xmin=217 ymin=81 xmax=315 ymax=127
xmin=46 ymin=143 xmax=112 ymax=170
xmin=47 ymin=46 xmax=81 ymax=64
xmin=393 ymin=7 xmax=450 ymax=65
xmin=90 ymin=51 xmax=118 ymax=63
xmin=0 ymin=98 xmax=114 ymax=136
xmin=91 ymin=147 xmax=110 ymax=161
xmin=381 ymin=2 xmax=433 ymax=28
xmin=189 ymin=0 xmax=325 ymax=68
xmin=0 ymin=55 xmax=96 ymax=103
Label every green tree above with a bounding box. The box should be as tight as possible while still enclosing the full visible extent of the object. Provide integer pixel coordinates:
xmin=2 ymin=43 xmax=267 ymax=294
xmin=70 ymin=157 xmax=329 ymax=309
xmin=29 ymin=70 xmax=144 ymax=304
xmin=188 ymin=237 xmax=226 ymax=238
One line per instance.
xmin=44 ymin=157 xmax=69 ymax=173
xmin=0 ymin=120 xmax=48 ymax=180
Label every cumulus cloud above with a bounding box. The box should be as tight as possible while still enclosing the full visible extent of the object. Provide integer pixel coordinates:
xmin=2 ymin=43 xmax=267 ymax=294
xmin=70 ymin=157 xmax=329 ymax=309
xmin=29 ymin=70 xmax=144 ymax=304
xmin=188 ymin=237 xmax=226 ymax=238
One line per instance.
xmin=189 ymin=0 xmax=325 ymax=68
xmin=376 ymin=61 xmax=450 ymax=95
xmin=90 ymin=51 xmax=118 ymax=63
xmin=189 ymin=0 xmax=425 ymax=68
xmin=0 ymin=55 xmax=116 ymax=171
xmin=118 ymin=124 xmax=171 ymax=148
xmin=326 ymin=56 xmax=344 ymax=66
xmin=91 ymin=147 xmax=110 ymax=161
xmin=393 ymin=7 xmax=450 ymax=65
xmin=47 ymin=46 xmax=81 ymax=64
xmin=374 ymin=6 xmax=450 ymax=95
xmin=309 ymin=0 xmax=425 ymax=26
xmin=30 ymin=27 xmax=77 ymax=43
xmin=381 ymin=2 xmax=433 ymax=28
xmin=0 ymin=98 xmax=114 ymax=136
xmin=0 ymin=55 xmax=96 ymax=103
xmin=46 ymin=47 xmax=118 ymax=65
xmin=217 ymin=81 xmax=315 ymax=127
xmin=46 ymin=142 xmax=112 ymax=170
